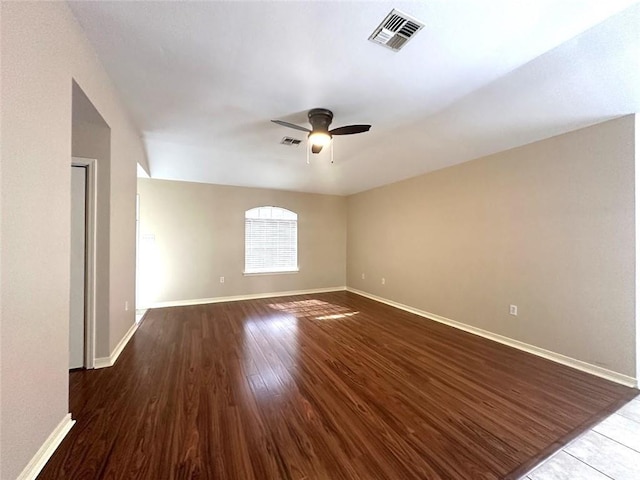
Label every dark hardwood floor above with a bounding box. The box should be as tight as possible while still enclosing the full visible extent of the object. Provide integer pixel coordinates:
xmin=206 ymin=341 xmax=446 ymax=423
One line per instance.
xmin=39 ymin=291 xmax=637 ymax=479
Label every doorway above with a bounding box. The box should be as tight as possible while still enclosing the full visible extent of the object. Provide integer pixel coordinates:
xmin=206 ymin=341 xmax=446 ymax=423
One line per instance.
xmin=70 ymin=158 xmax=97 ymax=369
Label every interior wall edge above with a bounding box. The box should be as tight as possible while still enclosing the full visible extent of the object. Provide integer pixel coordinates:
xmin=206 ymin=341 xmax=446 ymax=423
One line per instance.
xmin=14 ymin=414 xmax=75 ymax=480
xmin=635 ymin=113 xmax=639 ymax=381
xmin=346 ymin=287 xmax=638 ymax=388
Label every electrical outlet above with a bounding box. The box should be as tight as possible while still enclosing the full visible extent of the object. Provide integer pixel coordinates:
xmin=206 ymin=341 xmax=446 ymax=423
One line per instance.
xmin=125 ymin=301 xmax=129 ymax=311
xmin=361 ymin=273 xmax=365 ymax=280
xmin=381 ymin=278 xmax=386 ymax=285
xmin=220 ymin=276 xmax=225 ymax=283
xmin=509 ymin=305 xmax=518 ymax=316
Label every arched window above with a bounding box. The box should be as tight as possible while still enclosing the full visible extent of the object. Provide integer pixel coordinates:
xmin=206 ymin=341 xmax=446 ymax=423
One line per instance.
xmin=244 ymin=206 xmax=298 ymax=274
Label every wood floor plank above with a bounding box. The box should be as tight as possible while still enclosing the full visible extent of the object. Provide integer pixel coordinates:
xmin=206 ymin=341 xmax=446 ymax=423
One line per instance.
xmin=38 ymin=291 xmax=638 ymax=479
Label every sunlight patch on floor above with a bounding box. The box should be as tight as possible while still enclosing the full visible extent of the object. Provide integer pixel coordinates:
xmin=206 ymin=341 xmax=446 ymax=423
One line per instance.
xmin=267 ymin=299 xmax=358 ymax=320
xmin=315 ymin=311 xmax=359 ymax=321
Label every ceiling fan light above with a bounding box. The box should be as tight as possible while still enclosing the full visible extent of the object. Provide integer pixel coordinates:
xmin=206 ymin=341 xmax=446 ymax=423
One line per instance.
xmin=308 ymin=131 xmax=332 ymax=147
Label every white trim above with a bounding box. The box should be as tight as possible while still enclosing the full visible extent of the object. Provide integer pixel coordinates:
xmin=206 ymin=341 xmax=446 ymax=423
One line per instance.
xmin=93 ymin=356 xmax=112 ymax=369
xmin=142 ymin=286 xmax=347 ymax=309
xmin=72 ymin=157 xmax=97 ymax=369
xmin=347 ymin=287 xmax=638 ymax=388
xmin=16 ymin=414 xmax=75 ymax=480
xmin=94 ymin=321 xmax=139 ymax=369
xmin=243 ymin=269 xmax=299 ymax=276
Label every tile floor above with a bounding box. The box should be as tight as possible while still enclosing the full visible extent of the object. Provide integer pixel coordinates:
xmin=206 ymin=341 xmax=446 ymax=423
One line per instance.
xmin=521 ymin=395 xmax=640 ymax=480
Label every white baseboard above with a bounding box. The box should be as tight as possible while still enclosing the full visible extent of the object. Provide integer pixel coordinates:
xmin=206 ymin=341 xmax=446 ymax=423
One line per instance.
xmin=142 ymin=286 xmax=347 ymax=309
xmin=94 ymin=320 xmax=139 ymax=369
xmin=93 ymin=356 xmax=111 ymax=369
xmin=17 ymin=414 xmax=75 ymax=480
xmin=347 ymin=287 xmax=638 ymax=388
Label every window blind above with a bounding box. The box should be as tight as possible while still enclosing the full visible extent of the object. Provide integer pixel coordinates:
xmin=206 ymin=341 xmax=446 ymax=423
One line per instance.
xmin=245 ymin=207 xmax=298 ymax=274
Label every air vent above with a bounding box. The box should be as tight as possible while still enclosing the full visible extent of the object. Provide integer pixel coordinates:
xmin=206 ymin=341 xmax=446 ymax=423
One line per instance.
xmin=369 ymin=9 xmax=424 ymax=52
xmin=280 ymin=136 xmax=302 ymax=146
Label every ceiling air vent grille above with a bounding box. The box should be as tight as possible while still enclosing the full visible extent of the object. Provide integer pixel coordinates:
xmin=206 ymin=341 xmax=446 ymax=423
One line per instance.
xmin=280 ymin=136 xmax=302 ymax=146
xmin=369 ymin=9 xmax=424 ymax=52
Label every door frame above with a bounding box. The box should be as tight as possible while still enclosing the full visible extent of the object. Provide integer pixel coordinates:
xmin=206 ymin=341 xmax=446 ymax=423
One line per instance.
xmin=72 ymin=157 xmax=97 ymax=368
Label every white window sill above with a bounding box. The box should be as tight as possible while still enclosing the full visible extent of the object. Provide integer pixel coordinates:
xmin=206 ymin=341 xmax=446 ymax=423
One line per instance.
xmin=243 ymin=269 xmax=299 ymax=276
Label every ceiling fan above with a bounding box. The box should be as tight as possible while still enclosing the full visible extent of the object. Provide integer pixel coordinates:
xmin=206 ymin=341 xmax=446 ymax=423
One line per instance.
xmin=271 ymin=108 xmax=371 ymax=154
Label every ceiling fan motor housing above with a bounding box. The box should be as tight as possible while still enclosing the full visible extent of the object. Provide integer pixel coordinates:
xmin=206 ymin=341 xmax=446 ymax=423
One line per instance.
xmin=308 ymin=108 xmax=334 ymax=133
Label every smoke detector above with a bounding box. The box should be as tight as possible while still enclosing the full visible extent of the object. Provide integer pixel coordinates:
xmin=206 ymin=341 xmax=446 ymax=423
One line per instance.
xmin=369 ymin=9 xmax=424 ymax=52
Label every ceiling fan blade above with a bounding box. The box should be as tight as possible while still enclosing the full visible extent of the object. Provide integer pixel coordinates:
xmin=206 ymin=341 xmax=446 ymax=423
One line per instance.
xmin=311 ymin=144 xmax=323 ymax=154
xmin=271 ymin=119 xmax=311 ymax=133
xmin=329 ymin=124 xmax=371 ymax=136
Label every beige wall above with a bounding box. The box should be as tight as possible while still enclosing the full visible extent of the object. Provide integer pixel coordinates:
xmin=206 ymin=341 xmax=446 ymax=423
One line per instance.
xmin=347 ymin=116 xmax=636 ymax=378
xmin=0 ymin=3 xmax=145 ymax=478
xmin=137 ymin=179 xmax=347 ymax=305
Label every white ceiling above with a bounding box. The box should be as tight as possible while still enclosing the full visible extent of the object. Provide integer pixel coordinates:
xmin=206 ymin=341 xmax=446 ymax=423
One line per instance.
xmin=68 ymin=1 xmax=640 ymax=195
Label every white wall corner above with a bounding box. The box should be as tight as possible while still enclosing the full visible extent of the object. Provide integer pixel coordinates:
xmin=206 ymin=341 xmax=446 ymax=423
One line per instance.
xmin=347 ymin=287 xmax=638 ymax=388
xmin=16 ymin=414 xmax=75 ymax=480
xmin=94 ymin=320 xmax=139 ymax=369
